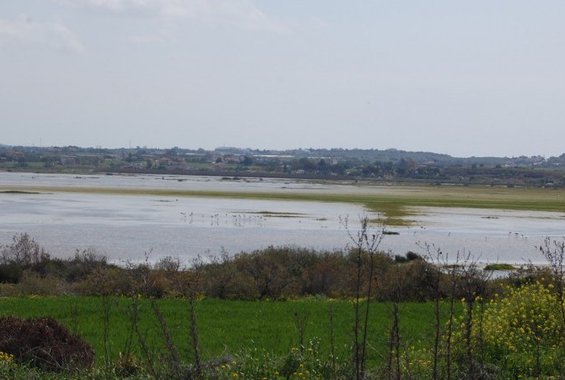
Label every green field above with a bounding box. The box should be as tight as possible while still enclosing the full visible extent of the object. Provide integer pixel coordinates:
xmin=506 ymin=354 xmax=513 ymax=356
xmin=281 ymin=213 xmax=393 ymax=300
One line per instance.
xmin=0 ymin=296 xmax=448 ymax=367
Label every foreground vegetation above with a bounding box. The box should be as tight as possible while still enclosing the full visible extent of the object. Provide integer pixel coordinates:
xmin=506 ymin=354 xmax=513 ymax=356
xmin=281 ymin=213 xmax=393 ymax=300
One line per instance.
xmin=0 ymin=297 xmax=448 ymax=375
xmin=1 ymin=232 xmax=565 ymax=378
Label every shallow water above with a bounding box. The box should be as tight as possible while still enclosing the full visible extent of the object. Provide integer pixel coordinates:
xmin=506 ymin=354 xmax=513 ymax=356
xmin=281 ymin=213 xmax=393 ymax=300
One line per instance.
xmin=0 ymin=171 xmax=362 ymax=194
xmin=0 ymin=186 xmax=373 ymax=264
xmin=0 ymin=172 xmax=563 ymax=265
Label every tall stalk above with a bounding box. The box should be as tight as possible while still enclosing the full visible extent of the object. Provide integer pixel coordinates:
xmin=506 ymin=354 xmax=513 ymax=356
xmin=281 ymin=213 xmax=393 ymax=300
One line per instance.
xmin=188 ymin=294 xmax=202 ymax=377
xmin=539 ymin=237 xmax=565 ymax=375
xmin=386 ymin=291 xmax=401 ymax=380
xmin=328 ymin=304 xmax=337 ymax=375
xmin=444 ymin=254 xmax=459 ymax=380
xmin=347 ymin=216 xmax=382 ymax=380
xmin=424 ymin=244 xmax=443 ymax=380
xmin=101 ymin=295 xmax=112 ymax=374
xmin=150 ymin=299 xmax=181 ymax=376
xmin=457 ymin=252 xmax=490 ymax=378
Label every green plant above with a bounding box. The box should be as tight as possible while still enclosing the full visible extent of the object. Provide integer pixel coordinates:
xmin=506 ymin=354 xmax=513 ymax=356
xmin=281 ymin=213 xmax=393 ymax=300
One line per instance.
xmin=456 ymin=282 xmax=564 ymax=378
xmin=483 ymin=263 xmax=514 ymax=271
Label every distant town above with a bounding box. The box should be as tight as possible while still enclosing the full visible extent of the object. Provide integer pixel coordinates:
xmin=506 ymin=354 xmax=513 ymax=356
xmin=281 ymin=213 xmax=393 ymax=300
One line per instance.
xmin=1 ymin=144 xmax=564 ymax=187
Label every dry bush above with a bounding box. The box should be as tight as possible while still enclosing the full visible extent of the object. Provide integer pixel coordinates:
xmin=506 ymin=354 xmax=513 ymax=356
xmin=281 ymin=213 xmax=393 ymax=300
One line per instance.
xmin=0 ymin=233 xmax=50 ymax=283
xmin=74 ymin=266 xmax=133 ymax=296
xmin=16 ymin=270 xmax=69 ymax=296
xmin=36 ymin=249 xmax=110 ymax=283
xmin=0 ymin=234 xmax=114 ymax=295
xmin=233 ymin=251 xmax=291 ymax=299
xmin=0 ymin=316 xmax=94 ymax=372
xmin=301 ymin=252 xmax=351 ymax=297
xmin=377 ymin=259 xmax=438 ymax=302
xmin=194 ymin=247 xmax=401 ymax=300
xmin=0 ymin=233 xmax=50 ymax=267
xmin=0 ymin=283 xmax=19 ymax=297
xmin=199 ymin=257 xmax=255 ymax=299
xmin=345 ymin=249 xmax=394 ymax=296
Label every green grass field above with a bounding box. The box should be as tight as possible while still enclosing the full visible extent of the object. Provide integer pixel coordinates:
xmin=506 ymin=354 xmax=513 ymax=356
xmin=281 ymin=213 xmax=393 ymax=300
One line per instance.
xmin=0 ymin=296 xmax=451 ymax=367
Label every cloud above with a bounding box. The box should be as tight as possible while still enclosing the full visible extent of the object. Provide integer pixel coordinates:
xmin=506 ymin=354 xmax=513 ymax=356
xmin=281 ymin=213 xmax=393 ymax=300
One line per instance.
xmin=209 ymin=1 xmax=288 ymax=33
xmin=0 ymin=15 xmax=84 ymax=53
xmin=60 ymin=0 xmax=288 ymax=33
xmin=64 ymin=0 xmax=180 ymax=15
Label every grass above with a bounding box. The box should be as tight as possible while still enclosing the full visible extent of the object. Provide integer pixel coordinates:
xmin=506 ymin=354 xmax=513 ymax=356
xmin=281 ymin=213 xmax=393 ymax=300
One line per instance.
xmin=2 ymin=182 xmax=564 ymax=226
xmin=0 ymin=190 xmax=40 ymax=194
xmin=483 ymin=263 xmax=516 ymax=271
xmin=246 ymin=211 xmax=305 ymax=218
xmin=0 ymin=296 xmax=455 ymax=368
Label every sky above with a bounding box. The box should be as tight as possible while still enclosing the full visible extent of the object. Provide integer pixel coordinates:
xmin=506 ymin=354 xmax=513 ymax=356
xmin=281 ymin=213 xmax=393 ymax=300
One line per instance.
xmin=1 ymin=1 xmax=565 ymax=158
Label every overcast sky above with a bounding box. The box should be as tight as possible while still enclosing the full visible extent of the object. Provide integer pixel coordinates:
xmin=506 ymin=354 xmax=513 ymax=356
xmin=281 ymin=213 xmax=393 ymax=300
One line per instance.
xmin=1 ymin=1 xmax=564 ymax=157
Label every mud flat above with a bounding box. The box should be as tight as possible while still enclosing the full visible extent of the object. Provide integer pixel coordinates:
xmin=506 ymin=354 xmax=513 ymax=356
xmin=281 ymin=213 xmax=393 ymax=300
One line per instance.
xmin=0 ymin=172 xmax=563 ymax=264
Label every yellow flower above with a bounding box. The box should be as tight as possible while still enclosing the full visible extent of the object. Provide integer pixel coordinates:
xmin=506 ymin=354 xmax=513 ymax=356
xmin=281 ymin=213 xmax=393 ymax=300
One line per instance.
xmin=0 ymin=351 xmax=14 ymax=363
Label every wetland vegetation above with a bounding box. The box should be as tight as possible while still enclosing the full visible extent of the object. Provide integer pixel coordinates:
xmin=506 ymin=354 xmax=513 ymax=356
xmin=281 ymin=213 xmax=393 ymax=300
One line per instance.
xmin=3 ymin=180 xmax=565 ymax=226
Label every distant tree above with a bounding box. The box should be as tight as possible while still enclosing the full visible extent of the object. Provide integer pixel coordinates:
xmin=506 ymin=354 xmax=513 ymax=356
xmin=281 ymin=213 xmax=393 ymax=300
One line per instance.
xmin=296 ymin=157 xmax=316 ymax=172
xmin=242 ymin=156 xmax=253 ymax=166
xmin=318 ymin=159 xmax=330 ymax=174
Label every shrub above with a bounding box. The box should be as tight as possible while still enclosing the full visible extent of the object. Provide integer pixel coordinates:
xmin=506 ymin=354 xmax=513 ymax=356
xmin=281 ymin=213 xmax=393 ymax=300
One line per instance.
xmin=456 ymin=282 xmax=564 ymax=378
xmin=75 ymin=266 xmax=133 ymax=296
xmin=377 ymin=259 xmax=438 ymax=301
xmin=0 ymin=233 xmax=50 ymax=267
xmin=301 ymin=252 xmax=352 ymax=297
xmin=0 ymin=316 xmax=94 ymax=372
xmin=51 ymin=249 xmax=109 ymax=283
xmin=220 ymin=338 xmax=353 ymax=379
xmin=16 ymin=270 xmax=68 ymax=296
xmin=0 ymin=262 xmax=22 ymax=284
xmin=0 ymin=233 xmax=50 ymax=283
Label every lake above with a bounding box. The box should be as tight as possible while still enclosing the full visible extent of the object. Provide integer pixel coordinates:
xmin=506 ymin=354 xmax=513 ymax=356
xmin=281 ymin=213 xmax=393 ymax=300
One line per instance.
xmin=1 ymin=172 xmax=563 ymax=265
